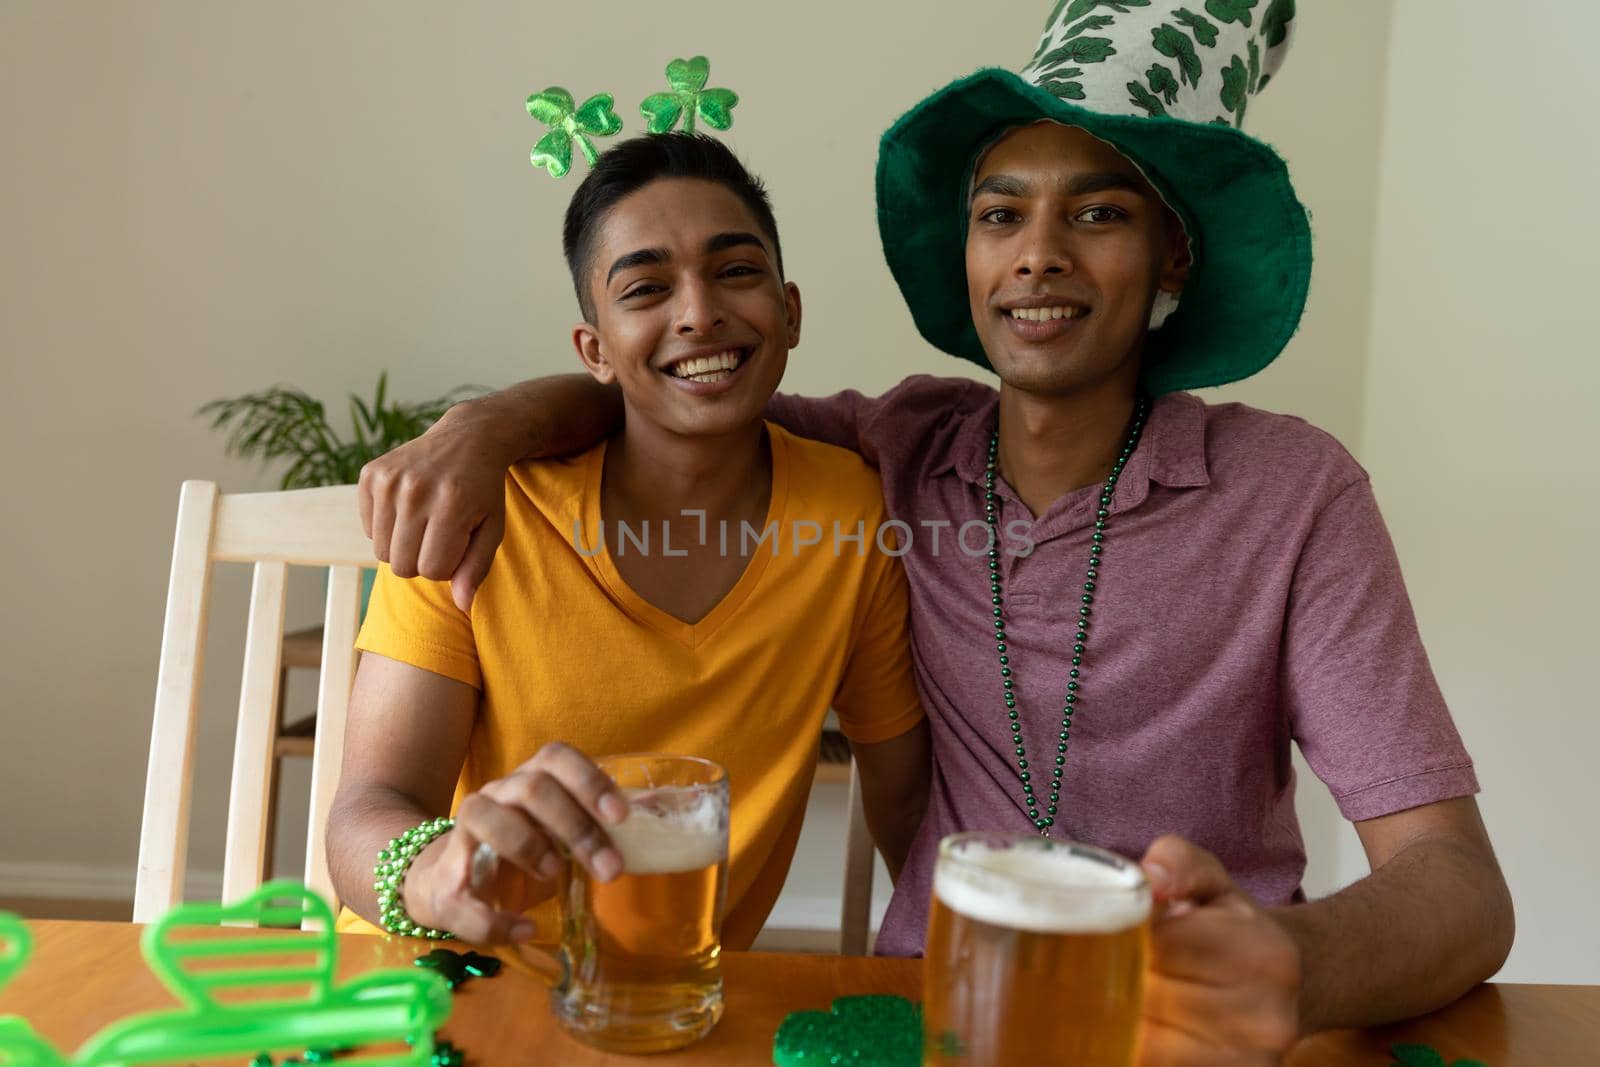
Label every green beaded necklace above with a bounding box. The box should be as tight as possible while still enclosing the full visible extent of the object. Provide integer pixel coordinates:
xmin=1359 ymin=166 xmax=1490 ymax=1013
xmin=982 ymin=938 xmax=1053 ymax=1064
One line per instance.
xmin=984 ymin=396 xmax=1149 ymax=833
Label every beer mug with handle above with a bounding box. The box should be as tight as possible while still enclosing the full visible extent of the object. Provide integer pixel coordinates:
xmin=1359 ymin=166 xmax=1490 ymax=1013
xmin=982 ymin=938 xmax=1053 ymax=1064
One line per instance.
xmin=484 ymin=754 xmax=730 ymax=1054
xmin=923 ymin=832 xmax=1152 ymax=1065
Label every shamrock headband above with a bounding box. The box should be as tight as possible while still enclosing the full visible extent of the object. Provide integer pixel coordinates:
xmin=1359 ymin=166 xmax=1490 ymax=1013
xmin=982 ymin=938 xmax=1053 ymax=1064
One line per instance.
xmin=526 ymin=55 xmax=739 ymax=179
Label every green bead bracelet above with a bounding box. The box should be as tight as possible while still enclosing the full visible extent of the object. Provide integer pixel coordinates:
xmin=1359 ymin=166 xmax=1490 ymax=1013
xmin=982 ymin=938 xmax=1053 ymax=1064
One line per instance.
xmin=374 ymin=815 xmax=456 ymax=939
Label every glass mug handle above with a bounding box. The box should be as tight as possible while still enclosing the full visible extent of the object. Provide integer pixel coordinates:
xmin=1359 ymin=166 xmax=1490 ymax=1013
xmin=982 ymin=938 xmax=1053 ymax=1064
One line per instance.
xmin=470 ymin=842 xmax=570 ymax=989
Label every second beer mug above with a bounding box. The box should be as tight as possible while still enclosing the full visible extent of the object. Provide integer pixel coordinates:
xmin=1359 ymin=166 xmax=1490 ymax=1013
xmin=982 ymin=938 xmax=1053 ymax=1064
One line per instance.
xmin=500 ymin=753 xmax=730 ymax=1054
xmin=923 ymin=832 xmax=1152 ymax=1065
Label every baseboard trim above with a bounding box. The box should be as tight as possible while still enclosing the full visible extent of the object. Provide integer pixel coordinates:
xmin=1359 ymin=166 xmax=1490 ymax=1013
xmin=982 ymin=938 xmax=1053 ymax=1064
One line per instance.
xmin=0 ymin=861 xmax=222 ymax=902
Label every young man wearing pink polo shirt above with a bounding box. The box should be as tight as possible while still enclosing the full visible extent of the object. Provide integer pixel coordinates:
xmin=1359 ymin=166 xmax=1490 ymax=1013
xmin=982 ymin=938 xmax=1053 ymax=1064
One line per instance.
xmin=355 ymin=5 xmax=1512 ymax=1063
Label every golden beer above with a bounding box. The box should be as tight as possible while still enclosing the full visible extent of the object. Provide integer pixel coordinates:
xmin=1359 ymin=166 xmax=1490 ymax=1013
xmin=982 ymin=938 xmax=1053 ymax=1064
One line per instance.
xmin=549 ymin=755 xmax=730 ymax=1054
xmin=923 ymin=834 xmax=1151 ymax=1065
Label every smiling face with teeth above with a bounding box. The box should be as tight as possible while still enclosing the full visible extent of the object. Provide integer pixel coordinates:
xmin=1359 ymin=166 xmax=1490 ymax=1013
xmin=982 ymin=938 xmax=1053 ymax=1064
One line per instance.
xmin=965 ymin=123 xmax=1190 ymax=398
xmin=571 ymin=176 xmax=801 ymax=442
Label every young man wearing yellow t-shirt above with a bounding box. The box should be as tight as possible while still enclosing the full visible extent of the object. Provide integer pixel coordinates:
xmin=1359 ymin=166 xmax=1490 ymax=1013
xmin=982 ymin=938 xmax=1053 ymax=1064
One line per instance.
xmin=326 ymin=133 xmax=930 ymax=948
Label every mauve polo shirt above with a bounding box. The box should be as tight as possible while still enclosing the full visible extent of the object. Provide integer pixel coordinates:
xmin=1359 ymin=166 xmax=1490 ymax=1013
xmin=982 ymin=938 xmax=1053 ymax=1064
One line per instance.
xmin=769 ymin=375 xmax=1478 ymax=957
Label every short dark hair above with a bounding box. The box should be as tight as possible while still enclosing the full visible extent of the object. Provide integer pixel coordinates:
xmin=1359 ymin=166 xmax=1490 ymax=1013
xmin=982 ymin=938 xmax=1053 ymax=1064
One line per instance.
xmin=561 ymin=133 xmax=784 ymax=321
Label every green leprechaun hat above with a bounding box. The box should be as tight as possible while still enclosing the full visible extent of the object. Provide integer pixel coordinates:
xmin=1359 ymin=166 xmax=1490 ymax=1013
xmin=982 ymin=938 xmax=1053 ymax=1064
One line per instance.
xmin=876 ymin=0 xmax=1309 ymax=394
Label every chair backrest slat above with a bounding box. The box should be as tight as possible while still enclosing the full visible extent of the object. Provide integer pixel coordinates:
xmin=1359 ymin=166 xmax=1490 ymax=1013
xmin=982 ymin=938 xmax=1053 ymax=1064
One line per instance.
xmin=137 ymin=481 xmax=375 ymax=927
xmin=212 ymin=486 xmax=374 ymax=566
xmin=135 ymin=481 xmax=220 ymax=923
xmin=839 ymin=760 xmax=875 ymax=956
xmin=221 ymin=561 xmax=289 ymax=913
xmin=302 ymin=565 xmax=362 ymax=928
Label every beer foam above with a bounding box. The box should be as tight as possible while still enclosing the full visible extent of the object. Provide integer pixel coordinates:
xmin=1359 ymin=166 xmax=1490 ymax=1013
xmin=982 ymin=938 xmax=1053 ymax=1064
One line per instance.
xmin=934 ymin=844 xmax=1150 ymax=934
xmin=606 ymin=790 xmax=726 ymax=875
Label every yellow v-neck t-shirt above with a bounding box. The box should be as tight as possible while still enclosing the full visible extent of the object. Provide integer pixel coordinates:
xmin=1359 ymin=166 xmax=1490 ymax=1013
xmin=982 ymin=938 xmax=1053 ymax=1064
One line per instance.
xmin=346 ymin=423 xmax=924 ymax=948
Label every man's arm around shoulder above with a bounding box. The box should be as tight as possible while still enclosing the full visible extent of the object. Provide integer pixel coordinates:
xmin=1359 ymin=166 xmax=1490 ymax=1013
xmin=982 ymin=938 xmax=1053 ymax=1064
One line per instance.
xmin=359 ymin=376 xmax=623 ymax=608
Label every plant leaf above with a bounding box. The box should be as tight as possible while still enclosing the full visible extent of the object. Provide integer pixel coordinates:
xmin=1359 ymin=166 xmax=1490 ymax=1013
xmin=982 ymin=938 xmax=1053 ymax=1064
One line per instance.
xmin=696 ymin=88 xmax=738 ymax=130
xmin=1127 ymin=81 xmax=1167 ymax=117
xmin=525 ymin=87 xmax=575 ymax=125
xmin=1174 ymin=8 xmax=1219 ymax=46
xmin=1151 ymin=25 xmax=1203 ymax=87
xmin=666 ymin=56 xmax=709 ymax=93
xmin=200 ymin=379 xmax=481 ymax=487
xmin=573 ymin=93 xmax=622 ymax=136
xmin=1247 ymin=37 xmax=1261 ymax=91
xmin=349 ymin=396 xmax=371 ymax=451
xmin=531 ymin=127 xmax=572 ymax=178
xmin=1204 ymin=0 xmax=1257 ymax=27
xmin=1260 ymin=0 xmax=1293 ymax=47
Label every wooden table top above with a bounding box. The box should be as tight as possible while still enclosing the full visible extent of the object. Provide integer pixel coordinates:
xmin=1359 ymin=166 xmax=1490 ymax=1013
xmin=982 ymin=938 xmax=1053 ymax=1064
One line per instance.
xmin=1 ymin=920 xmax=1594 ymax=1065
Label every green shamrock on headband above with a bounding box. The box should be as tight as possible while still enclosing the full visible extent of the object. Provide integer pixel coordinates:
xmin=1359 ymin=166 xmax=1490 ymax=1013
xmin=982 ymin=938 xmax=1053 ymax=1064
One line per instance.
xmin=526 ymin=87 xmax=623 ymax=179
xmin=641 ymin=56 xmax=739 ymax=134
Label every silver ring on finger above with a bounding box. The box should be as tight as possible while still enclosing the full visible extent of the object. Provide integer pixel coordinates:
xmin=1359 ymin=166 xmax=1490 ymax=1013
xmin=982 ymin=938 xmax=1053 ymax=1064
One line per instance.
xmin=470 ymin=841 xmax=498 ymax=893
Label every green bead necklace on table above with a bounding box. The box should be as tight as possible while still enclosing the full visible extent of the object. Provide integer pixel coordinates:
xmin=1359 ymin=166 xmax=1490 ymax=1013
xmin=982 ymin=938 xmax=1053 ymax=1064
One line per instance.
xmin=983 ymin=396 xmax=1150 ymax=833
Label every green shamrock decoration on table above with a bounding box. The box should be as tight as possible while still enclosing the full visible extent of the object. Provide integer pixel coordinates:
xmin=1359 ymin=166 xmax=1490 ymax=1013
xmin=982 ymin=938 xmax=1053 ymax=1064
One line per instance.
xmin=413 ymin=947 xmax=502 ymax=990
xmin=772 ymin=995 xmax=922 ymax=1067
xmin=526 ymin=86 xmax=623 ymax=179
xmin=1388 ymin=1041 xmax=1488 ymax=1067
xmin=641 ymin=56 xmax=738 ymax=134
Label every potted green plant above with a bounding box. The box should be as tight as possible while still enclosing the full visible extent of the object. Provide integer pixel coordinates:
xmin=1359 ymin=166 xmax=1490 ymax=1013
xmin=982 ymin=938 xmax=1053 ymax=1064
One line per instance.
xmin=200 ymin=373 xmax=481 ymax=613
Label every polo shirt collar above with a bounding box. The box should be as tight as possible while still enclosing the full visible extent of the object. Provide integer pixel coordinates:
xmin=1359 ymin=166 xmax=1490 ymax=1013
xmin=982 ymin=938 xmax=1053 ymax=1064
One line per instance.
xmin=938 ymin=391 xmax=1212 ymax=510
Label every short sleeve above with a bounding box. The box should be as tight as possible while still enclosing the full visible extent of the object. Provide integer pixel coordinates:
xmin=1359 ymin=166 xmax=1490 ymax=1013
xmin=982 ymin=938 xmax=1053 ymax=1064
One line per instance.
xmin=1284 ymin=478 xmax=1479 ymax=821
xmin=766 ymin=376 xmax=996 ymax=470
xmin=764 ymin=390 xmax=881 ymax=464
xmin=356 ymin=564 xmax=482 ymax=689
xmin=830 ymin=549 xmax=925 ymax=745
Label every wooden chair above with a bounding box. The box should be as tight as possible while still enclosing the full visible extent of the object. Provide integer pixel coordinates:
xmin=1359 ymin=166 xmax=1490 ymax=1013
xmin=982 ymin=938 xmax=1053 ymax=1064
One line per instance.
xmin=137 ymin=479 xmax=881 ymax=948
xmin=135 ymin=481 xmax=373 ymax=926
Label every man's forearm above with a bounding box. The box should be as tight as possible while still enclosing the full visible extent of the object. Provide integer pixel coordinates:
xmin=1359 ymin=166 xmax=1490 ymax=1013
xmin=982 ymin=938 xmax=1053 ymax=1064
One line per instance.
xmin=1270 ymin=836 xmax=1515 ymax=1033
xmin=445 ymin=375 xmax=623 ymax=463
xmin=327 ymin=786 xmax=444 ymax=928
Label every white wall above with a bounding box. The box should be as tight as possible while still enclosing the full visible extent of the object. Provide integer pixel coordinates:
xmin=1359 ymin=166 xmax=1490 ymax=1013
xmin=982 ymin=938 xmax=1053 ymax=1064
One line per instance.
xmin=3 ymin=0 xmax=1591 ymax=984
xmin=1357 ymin=0 xmax=1600 ymax=984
